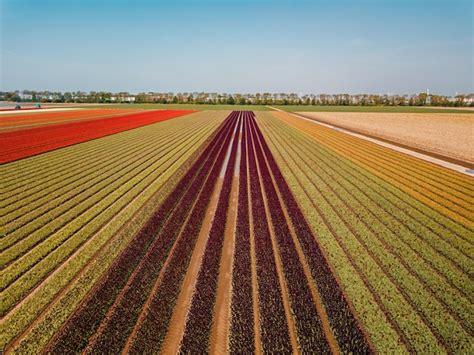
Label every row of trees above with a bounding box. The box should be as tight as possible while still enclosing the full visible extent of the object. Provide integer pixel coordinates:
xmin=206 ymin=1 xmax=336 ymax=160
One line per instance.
xmin=1 ymin=90 xmax=473 ymax=106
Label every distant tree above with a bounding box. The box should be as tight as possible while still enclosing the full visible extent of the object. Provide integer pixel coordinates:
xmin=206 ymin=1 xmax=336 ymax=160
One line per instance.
xmin=7 ymin=93 xmax=20 ymax=102
xmin=454 ymin=95 xmax=465 ymax=106
xmin=226 ymin=96 xmax=235 ymax=105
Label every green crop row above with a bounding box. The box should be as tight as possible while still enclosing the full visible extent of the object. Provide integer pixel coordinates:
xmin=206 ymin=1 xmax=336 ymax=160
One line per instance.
xmin=0 ymin=123 xmax=176 ymax=213
xmin=258 ymin=112 xmax=473 ymax=353
xmin=267 ymin=123 xmax=472 ymax=351
xmin=0 ymin=112 xmax=209 ymax=205
xmin=0 ymin=111 xmax=209 ymax=190
xmin=0 ymin=122 xmax=214 ymax=315
xmin=1 ymin=138 xmax=185 ymax=283
xmin=264 ymin=131 xmax=441 ymax=352
xmin=268 ymin=118 xmax=473 ymax=285
xmin=0 ymin=120 xmax=154 ymax=187
xmin=0 ymin=114 xmax=225 ymax=352
xmin=0 ymin=120 xmax=208 ymax=259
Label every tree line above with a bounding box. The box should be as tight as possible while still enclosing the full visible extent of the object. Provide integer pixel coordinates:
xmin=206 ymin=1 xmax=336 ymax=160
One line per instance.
xmin=1 ymin=90 xmax=473 ymax=107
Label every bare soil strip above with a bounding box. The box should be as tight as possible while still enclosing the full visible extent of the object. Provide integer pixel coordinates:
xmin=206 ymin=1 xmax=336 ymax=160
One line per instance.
xmin=178 ymin=116 xmax=240 ymax=352
xmin=208 ymin=157 xmax=240 ymax=351
xmin=85 ymin=119 xmax=236 ymax=353
xmin=123 ymin=114 xmax=239 ymax=354
xmin=45 ymin=116 xmax=235 ymax=353
xmin=159 ymin=178 xmax=225 ymax=355
xmin=1 ymin=123 xmax=223 ymax=353
xmin=270 ymin=107 xmax=474 ymax=175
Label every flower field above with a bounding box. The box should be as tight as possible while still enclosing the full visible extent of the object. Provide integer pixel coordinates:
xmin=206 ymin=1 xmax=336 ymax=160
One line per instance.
xmin=0 ymin=109 xmax=194 ymax=163
xmin=0 ymin=109 xmax=472 ymax=354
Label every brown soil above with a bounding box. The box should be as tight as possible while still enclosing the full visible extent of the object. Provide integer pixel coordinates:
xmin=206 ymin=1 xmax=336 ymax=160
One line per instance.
xmin=133 ymin=177 xmax=224 ymax=355
xmin=209 ymin=175 xmax=239 ymax=354
xmin=208 ymin=122 xmax=242 ymax=353
xmin=297 ymin=112 xmax=474 ymax=165
xmin=120 ymin=121 xmax=229 ymax=354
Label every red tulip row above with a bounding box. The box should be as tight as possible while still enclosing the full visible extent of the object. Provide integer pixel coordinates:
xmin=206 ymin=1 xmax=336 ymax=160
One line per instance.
xmin=46 ymin=112 xmax=237 ymax=353
xmin=179 ymin=113 xmax=242 ymax=351
xmin=229 ymin=113 xmax=255 ymax=352
xmin=248 ymin=115 xmax=331 ymax=352
xmin=253 ymin=115 xmax=372 ymax=353
xmin=247 ymin=112 xmax=293 ymax=353
xmin=126 ymin=112 xmax=240 ymax=353
xmin=0 ymin=109 xmax=194 ymax=163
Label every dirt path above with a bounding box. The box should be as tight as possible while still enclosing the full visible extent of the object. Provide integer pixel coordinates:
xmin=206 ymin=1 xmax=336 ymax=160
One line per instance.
xmin=249 ymin=126 xmax=300 ymax=354
xmin=121 ymin=119 xmax=235 ymax=354
xmin=254 ymin=128 xmax=341 ymax=354
xmin=158 ymin=178 xmax=224 ymax=355
xmin=208 ymin=124 xmax=242 ymax=353
xmin=160 ymin=119 xmax=240 ymax=354
xmin=208 ymin=175 xmax=238 ymax=354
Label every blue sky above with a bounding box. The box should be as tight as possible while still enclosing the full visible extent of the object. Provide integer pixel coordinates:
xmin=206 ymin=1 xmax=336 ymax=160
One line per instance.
xmin=1 ymin=0 xmax=472 ymax=94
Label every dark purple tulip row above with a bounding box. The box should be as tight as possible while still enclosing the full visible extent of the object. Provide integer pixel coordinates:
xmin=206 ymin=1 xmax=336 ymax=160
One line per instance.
xmin=251 ymin=115 xmax=373 ymax=353
xmin=127 ymin=112 xmax=240 ymax=353
xmin=248 ymin=116 xmax=331 ymax=353
xmin=179 ymin=113 xmax=242 ymax=352
xmin=46 ymin=112 xmax=238 ymax=354
xmin=229 ymin=113 xmax=255 ymax=353
xmin=85 ymin=111 xmax=240 ymax=354
xmin=247 ymin=112 xmax=293 ymax=353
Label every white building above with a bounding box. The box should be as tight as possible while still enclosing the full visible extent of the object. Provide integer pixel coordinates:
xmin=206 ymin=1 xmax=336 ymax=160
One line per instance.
xmin=19 ymin=92 xmax=33 ymax=100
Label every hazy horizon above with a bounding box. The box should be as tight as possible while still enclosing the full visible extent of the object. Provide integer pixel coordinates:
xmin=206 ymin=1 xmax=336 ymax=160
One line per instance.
xmin=1 ymin=0 xmax=472 ymax=95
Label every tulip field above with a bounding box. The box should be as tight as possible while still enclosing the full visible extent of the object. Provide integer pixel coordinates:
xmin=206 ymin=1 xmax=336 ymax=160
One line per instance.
xmin=0 ymin=109 xmax=194 ymax=163
xmin=0 ymin=108 xmax=472 ymax=354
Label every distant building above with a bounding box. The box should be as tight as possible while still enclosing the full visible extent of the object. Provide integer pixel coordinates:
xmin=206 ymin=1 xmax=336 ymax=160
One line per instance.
xmin=426 ymin=90 xmax=432 ymax=105
xmin=19 ymin=92 xmax=33 ymax=100
xmin=112 ymin=95 xmax=136 ymax=102
xmin=464 ymin=95 xmax=474 ymax=105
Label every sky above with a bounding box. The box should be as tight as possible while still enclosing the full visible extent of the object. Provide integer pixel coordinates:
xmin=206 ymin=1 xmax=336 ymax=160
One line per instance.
xmin=0 ymin=0 xmax=472 ymax=95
